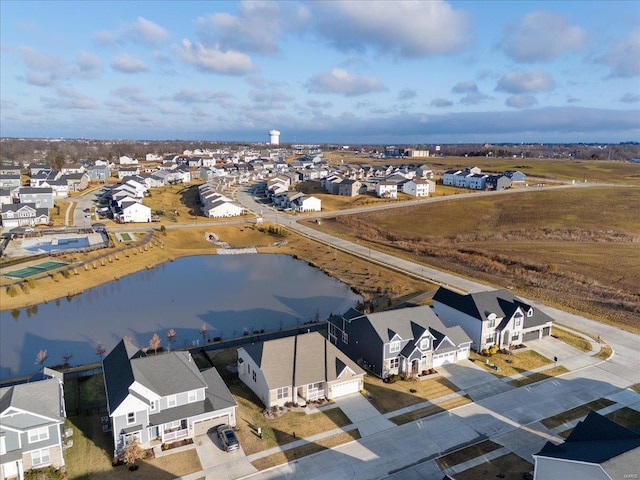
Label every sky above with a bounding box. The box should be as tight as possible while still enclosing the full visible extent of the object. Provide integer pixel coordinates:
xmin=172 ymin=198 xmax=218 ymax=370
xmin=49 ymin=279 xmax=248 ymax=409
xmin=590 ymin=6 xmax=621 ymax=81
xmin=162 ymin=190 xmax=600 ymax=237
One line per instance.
xmin=1 ymin=0 xmax=639 ymax=144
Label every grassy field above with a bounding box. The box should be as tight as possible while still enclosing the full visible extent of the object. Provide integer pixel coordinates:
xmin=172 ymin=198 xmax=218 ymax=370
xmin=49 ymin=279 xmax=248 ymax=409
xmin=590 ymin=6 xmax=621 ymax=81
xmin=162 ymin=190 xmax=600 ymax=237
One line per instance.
xmin=469 ymin=350 xmax=552 ymax=378
xmin=304 ymin=186 xmax=640 ymax=331
xmin=454 ymin=452 xmax=533 ymax=480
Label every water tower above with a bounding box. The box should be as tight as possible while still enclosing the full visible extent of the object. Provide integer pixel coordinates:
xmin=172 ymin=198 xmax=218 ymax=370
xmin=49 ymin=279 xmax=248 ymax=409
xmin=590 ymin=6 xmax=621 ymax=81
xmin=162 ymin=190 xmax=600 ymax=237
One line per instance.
xmin=269 ymin=129 xmax=280 ymax=145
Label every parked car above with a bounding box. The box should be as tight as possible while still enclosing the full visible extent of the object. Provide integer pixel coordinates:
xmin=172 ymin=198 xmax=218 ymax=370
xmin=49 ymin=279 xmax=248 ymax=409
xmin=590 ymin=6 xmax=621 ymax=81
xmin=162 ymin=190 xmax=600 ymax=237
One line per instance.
xmin=217 ymin=424 xmax=239 ymax=452
xmin=83 ymin=208 xmax=91 ymax=213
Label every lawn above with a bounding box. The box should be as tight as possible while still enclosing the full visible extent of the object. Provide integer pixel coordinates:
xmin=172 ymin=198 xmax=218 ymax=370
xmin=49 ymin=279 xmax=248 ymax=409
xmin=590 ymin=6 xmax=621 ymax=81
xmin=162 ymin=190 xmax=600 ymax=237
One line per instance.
xmin=469 ymin=350 xmax=552 ymax=379
xmin=364 ymin=374 xmax=461 ymax=414
xmin=454 ymin=452 xmax=533 ymax=480
xmin=435 ymin=440 xmax=503 ymax=471
xmin=508 ymin=366 xmax=569 ymax=387
xmin=551 ymin=327 xmax=592 ymax=352
xmin=250 ymin=430 xmax=361 ymax=471
xmin=207 ymin=347 xmax=354 ymax=456
xmin=389 ymin=395 xmax=472 ymax=425
xmin=540 ymin=398 xmax=616 ymax=429
xmin=605 ymin=407 xmax=640 ymax=429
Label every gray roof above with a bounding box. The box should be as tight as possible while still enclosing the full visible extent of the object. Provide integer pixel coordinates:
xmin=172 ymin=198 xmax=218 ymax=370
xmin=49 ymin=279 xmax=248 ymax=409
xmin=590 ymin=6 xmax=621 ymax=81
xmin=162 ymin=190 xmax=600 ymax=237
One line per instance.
xmin=0 ymin=374 xmax=65 ymax=425
xmin=536 ymin=411 xmax=640 ymax=477
xmin=241 ymin=332 xmax=365 ymax=390
xmin=433 ymin=287 xmax=553 ymax=329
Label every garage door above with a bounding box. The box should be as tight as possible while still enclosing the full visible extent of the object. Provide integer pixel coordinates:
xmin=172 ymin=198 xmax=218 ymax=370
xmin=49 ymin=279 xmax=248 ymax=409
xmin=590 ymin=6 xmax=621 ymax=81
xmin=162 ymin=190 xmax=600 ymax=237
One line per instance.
xmin=542 ymin=327 xmax=550 ymax=337
xmin=330 ymin=379 xmax=361 ymax=398
xmin=523 ymin=330 xmax=540 ymax=342
xmin=193 ymin=414 xmax=229 ymax=436
xmin=433 ymin=351 xmax=456 ymax=367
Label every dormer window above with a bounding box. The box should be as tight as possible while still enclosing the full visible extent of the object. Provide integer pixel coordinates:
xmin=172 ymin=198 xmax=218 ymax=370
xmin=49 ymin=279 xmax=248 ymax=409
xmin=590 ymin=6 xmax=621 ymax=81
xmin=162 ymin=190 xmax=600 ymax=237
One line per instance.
xmin=390 ymin=340 xmax=401 ymax=353
xmin=420 ymin=338 xmax=429 ymax=350
xmin=527 ymin=308 xmax=533 ymax=317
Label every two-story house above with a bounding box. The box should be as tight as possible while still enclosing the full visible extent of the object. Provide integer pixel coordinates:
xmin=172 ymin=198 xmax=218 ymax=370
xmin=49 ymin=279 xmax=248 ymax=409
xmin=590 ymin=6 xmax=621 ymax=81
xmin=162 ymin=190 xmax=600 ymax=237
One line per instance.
xmin=432 ymin=287 xmax=554 ymax=352
xmin=327 ymin=306 xmax=472 ymax=379
xmin=0 ymin=368 xmax=67 ymax=479
xmin=17 ymin=187 xmax=54 ymax=209
xmin=375 ymin=180 xmax=398 ymax=199
xmin=1 ymin=203 xmax=49 ymax=229
xmin=102 ymin=339 xmax=237 ymax=457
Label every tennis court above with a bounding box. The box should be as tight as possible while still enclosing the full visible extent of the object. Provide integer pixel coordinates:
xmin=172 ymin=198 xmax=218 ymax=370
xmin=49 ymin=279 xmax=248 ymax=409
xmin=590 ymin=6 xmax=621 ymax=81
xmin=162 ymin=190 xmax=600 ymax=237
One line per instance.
xmin=4 ymin=260 xmax=68 ymax=279
xmin=115 ymin=232 xmax=135 ymax=242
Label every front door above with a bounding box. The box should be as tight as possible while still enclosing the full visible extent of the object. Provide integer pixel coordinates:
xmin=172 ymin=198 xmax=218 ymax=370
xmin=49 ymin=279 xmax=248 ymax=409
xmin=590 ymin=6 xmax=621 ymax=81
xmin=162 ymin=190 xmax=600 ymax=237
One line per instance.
xmin=502 ymin=330 xmax=510 ymax=348
xmin=411 ymin=360 xmax=419 ymax=374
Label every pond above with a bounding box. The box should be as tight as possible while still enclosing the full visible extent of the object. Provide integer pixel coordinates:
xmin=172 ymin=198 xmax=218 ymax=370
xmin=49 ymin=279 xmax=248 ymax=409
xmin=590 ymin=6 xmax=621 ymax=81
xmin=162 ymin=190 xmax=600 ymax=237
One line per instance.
xmin=0 ymin=254 xmax=362 ymax=380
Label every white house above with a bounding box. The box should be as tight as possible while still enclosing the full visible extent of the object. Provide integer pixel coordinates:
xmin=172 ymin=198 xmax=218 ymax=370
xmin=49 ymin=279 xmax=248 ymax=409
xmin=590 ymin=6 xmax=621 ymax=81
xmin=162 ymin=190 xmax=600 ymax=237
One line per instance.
xmin=116 ymin=202 xmax=151 ymax=223
xmin=203 ymin=200 xmax=244 ymax=218
xmin=119 ymin=155 xmax=138 ymax=165
xmin=375 ymin=181 xmax=397 ymax=199
xmin=294 ymin=195 xmax=321 ymax=212
xmin=238 ymin=332 xmax=365 ymax=408
xmin=402 ymin=178 xmax=434 ymax=197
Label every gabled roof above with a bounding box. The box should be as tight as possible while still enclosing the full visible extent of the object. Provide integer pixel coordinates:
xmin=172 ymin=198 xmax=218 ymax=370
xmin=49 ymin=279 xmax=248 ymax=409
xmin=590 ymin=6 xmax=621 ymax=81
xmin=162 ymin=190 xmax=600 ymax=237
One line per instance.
xmin=433 ymin=287 xmax=553 ymax=328
xmin=104 ymin=339 xmax=209 ymax=414
xmin=240 ymin=332 xmax=364 ymax=390
xmin=535 ymin=411 xmax=640 ymax=472
xmin=0 ymin=373 xmax=65 ymax=425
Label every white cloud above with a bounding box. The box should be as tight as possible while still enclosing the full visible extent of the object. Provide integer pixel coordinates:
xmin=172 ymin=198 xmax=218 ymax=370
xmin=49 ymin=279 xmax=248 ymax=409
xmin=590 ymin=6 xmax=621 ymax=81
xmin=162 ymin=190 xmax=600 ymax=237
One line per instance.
xmin=170 ymin=89 xmax=234 ymax=104
xmin=306 ymin=68 xmax=386 ymax=96
xmin=112 ymin=53 xmax=148 ymax=73
xmin=502 ymin=10 xmax=586 ymax=62
xmin=249 ymin=88 xmax=293 ymax=110
xmin=620 ymin=92 xmax=640 ymax=103
xmin=496 ymin=70 xmax=555 ymax=94
xmin=431 ymin=98 xmax=453 ymax=108
xmin=398 ymin=88 xmax=417 ymax=100
xmin=598 ymin=30 xmax=640 ymax=78
xmin=129 ymin=17 xmax=171 ymax=45
xmin=451 ymin=81 xmax=491 ymax=104
xmin=111 ymin=86 xmax=152 ymax=105
xmin=77 ymin=50 xmax=102 ymax=74
xmin=308 ymin=0 xmax=471 ymax=58
xmin=505 ymin=94 xmax=538 ymax=109
xmin=41 ymin=87 xmax=98 ymax=110
xmin=451 ymin=81 xmax=478 ymax=94
xmin=178 ymin=39 xmax=255 ymax=75
xmin=25 ymin=71 xmax=56 ymax=87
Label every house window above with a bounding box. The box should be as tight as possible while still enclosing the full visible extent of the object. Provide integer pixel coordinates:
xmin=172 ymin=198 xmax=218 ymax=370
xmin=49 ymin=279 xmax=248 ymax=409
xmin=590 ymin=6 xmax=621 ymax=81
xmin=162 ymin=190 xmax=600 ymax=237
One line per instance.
xmin=28 ymin=426 xmax=49 ymax=443
xmin=515 ymin=318 xmax=522 ymax=327
xmin=487 ymin=319 xmax=495 ymax=328
xmin=188 ymin=391 xmax=197 ymax=403
xmin=342 ymin=331 xmax=348 ymax=344
xmin=276 ymin=387 xmax=288 ymax=399
xmin=310 ymin=382 xmax=322 ymax=390
xmin=389 ymin=358 xmax=399 ymax=369
xmin=420 ymin=338 xmax=429 ymax=350
xmin=485 ymin=335 xmax=493 ymax=344
xmin=31 ymin=448 xmax=50 ymax=467
xmin=512 ymin=331 xmax=520 ymax=341
xmin=527 ymin=308 xmax=533 ymax=317
xmin=389 ymin=341 xmax=401 ymax=353
xmin=167 ymin=395 xmax=177 ymax=408
xmin=150 ymin=400 xmax=157 ymax=412
xmin=252 ymin=371 xmax=257 ymax=382
xmin=127 ymin=412 xmax=136 ymax=425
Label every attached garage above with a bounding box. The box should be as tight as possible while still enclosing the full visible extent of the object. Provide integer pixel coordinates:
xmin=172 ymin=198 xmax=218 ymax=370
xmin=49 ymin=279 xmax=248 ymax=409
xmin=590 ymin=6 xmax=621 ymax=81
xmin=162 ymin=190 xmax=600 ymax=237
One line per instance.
xmin=433 ymin=351 xmax=456 ymax=367
xmin=193 ymin=414 xmax=230 ymax=436
xmin=542 ymin=327 xmax=551 ymax=337
xmin=329 ymin=379 xmax=361 ymax=399
xmin=523 ymin=330 xmax=540 ymax=342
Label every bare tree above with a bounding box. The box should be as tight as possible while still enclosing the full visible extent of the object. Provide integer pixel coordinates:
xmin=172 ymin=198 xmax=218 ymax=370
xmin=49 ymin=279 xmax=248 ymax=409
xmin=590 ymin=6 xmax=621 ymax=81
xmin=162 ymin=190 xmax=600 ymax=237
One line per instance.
xmin=149 ymin=333 xmax=161 ymax=354
xmin=62 ymin=352 xmax=73 ymax=367
xmin=201 ymin=323 xmax=209 ymax=343
xmin=122 ymin=436 xmax=144 ymax=469
xmin=167 ymin=329 xmax=176 ymax=351
xmin=123 ymin=335 xmax=133 ymax=343
xmin=36 ymin=349 xmax=48 ymax=367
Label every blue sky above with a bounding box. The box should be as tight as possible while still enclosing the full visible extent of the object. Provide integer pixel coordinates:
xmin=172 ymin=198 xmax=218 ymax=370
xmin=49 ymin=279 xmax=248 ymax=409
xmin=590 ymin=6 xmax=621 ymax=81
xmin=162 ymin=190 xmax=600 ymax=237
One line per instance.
xmin=1 ymin=0 xmax=639 ymax=144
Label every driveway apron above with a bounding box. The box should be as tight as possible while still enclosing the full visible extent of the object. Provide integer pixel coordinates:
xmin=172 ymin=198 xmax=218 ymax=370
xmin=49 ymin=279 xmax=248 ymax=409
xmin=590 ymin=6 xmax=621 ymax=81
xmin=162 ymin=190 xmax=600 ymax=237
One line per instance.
xmin=334 ymin=393 xmax=396 ymax=437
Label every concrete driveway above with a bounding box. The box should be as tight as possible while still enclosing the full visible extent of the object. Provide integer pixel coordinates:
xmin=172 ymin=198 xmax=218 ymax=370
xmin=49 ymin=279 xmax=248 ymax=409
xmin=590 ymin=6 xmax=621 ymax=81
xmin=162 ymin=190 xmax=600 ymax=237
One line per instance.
xmin=195 ymin=429 xmax=257 ymax=480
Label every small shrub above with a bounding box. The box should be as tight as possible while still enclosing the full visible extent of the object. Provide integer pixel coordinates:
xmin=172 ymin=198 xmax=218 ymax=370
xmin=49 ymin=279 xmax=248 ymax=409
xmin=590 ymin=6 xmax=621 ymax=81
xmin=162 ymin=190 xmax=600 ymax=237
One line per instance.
xmin=7 ymin=285 xmax=19 ymax=297
xmin=26 ymin=278 xmax=36 ymax=289
xmin=62 ymin=270 xmax=71 ymax=279
xmin=24 ymin=466 xmax=66 ymax=480
xmin=489 ymin=344 xmax=500 ymax=355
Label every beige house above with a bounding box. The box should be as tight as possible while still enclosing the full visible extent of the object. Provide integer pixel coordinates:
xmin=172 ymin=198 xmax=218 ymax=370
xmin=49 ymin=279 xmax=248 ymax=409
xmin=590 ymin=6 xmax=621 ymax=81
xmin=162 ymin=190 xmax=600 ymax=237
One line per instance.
xmin=238 ymin=332 xmax=365 ymax=408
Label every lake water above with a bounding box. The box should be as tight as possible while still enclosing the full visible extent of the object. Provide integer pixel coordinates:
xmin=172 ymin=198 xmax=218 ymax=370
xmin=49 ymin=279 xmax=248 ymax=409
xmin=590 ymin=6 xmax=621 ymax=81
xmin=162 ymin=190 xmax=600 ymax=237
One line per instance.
xmin=0 ymin=254 xmax=361 ymax=380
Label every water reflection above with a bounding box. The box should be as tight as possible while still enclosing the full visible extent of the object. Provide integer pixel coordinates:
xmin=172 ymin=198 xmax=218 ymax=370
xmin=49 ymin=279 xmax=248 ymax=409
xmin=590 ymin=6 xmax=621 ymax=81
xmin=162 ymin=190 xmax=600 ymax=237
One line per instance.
xmin=0 ymin=254 xmax=361 ymax=379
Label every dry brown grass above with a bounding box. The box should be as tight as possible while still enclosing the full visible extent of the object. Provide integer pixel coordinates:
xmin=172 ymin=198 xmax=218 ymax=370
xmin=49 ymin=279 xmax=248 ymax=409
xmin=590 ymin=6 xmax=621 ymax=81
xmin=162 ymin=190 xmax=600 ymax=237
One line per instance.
xmin=364 ymin=374 xmax=461 ymax=414
xmin=508 ymin=366 xmax=569 ymax=387
xmin=551 ymin=328 xmax=592 ymax=352
xmin=389 ymin=394 xmax=472 ymax=425
xmin=605 ymin=407 xmax=640 ymax=429
xmin=435 ymin=440 xmax=503 ymax=470
xmin=540 ymin=398 xmax=616 ymax=429
xmin=306 ymin=186 xmax=640 ymax=331
xmin=469 ymin=350 xmax=552 ymax=378
xmin=250 ymin=430 xmax=361 ymax=471
xmin=454 ymin=452 xmax=533 ymax=480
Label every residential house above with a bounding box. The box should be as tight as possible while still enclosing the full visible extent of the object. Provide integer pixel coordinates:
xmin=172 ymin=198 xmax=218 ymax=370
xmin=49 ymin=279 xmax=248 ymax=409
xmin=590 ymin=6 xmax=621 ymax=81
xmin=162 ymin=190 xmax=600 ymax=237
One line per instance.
xmin=0 ymin=368 xmax=67 ymax=479
xmin=416 ymin=164 xmax=434 ymax=179
xmin=504 ymin=170 xmax=526 ymax=183
xmin=338 ymin=179 xmax=362 ymax=197
xmin=118 ymin=156 xmax=138 ymax=165
xmin=442 ymin=170 xmax=462 ymax=186
xmin=117 ymin=167 xmax=140 ymax=180
xmin=0 ymin=165 xmax=21 ymax=176
xmin=322 ymin=175 xmax=343 ymax=195
xmin=432 ymin=287 xmax=553 ymax=352
xmin=103 ymin=339 xmax=237 ymax=456
xmin=40 ymin=179 xmax=69 ymax=198
xmin=115 ymin=202 xmax=151 ymax=223
xmin=375 ymin=180 xmax=397 ymax=199
xmin=532 ymin=411 xmax=640 ymax=480
xmin=0 ymin=188 xmax=11 ymax=206
xmin=327 ymin=306 xmax=472 ymax=379
xmin=237 ymin=332 xmax=365 ymax=408
xmin=467 ymin=173 xmax=489 ymax=190
xmin=17 ymin=187 xmax=54 ymax=209
xmin=0 ymin=174 xmax=21 ymax=189
xmin=86 ymin=165 xmax=111 ymax=182
xmin=293 ymin=195 xmax=321 ymax=212
xmin=1 ymin=203 xmax=49 ymax=229
xmin=63 ymin=172 xmax=89 ymax=192
xmin=485 ymin=174 xmax=512 ymax=191
xmin=203 ymin=200 xmax=243 ymax=218
xmin=402 ymin=178 xmax=434 ymax=197
xmin=60 ymin=164 xmax=84 ymax=175
xmin=28 ymin=165 xmax=50 ymax=177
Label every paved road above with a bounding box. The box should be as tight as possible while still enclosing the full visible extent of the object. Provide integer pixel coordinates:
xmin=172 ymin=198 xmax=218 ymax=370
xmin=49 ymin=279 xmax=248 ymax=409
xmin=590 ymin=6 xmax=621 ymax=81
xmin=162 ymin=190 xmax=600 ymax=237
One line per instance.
xmin=229 ymin=184 xmax=640 ymax=480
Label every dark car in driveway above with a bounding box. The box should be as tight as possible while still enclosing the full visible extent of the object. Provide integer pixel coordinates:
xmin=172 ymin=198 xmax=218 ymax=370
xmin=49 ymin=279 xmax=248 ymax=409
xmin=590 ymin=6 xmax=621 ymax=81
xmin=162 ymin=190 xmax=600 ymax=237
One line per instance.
xmin=217 ymin=424 xmax=239 ymax=452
